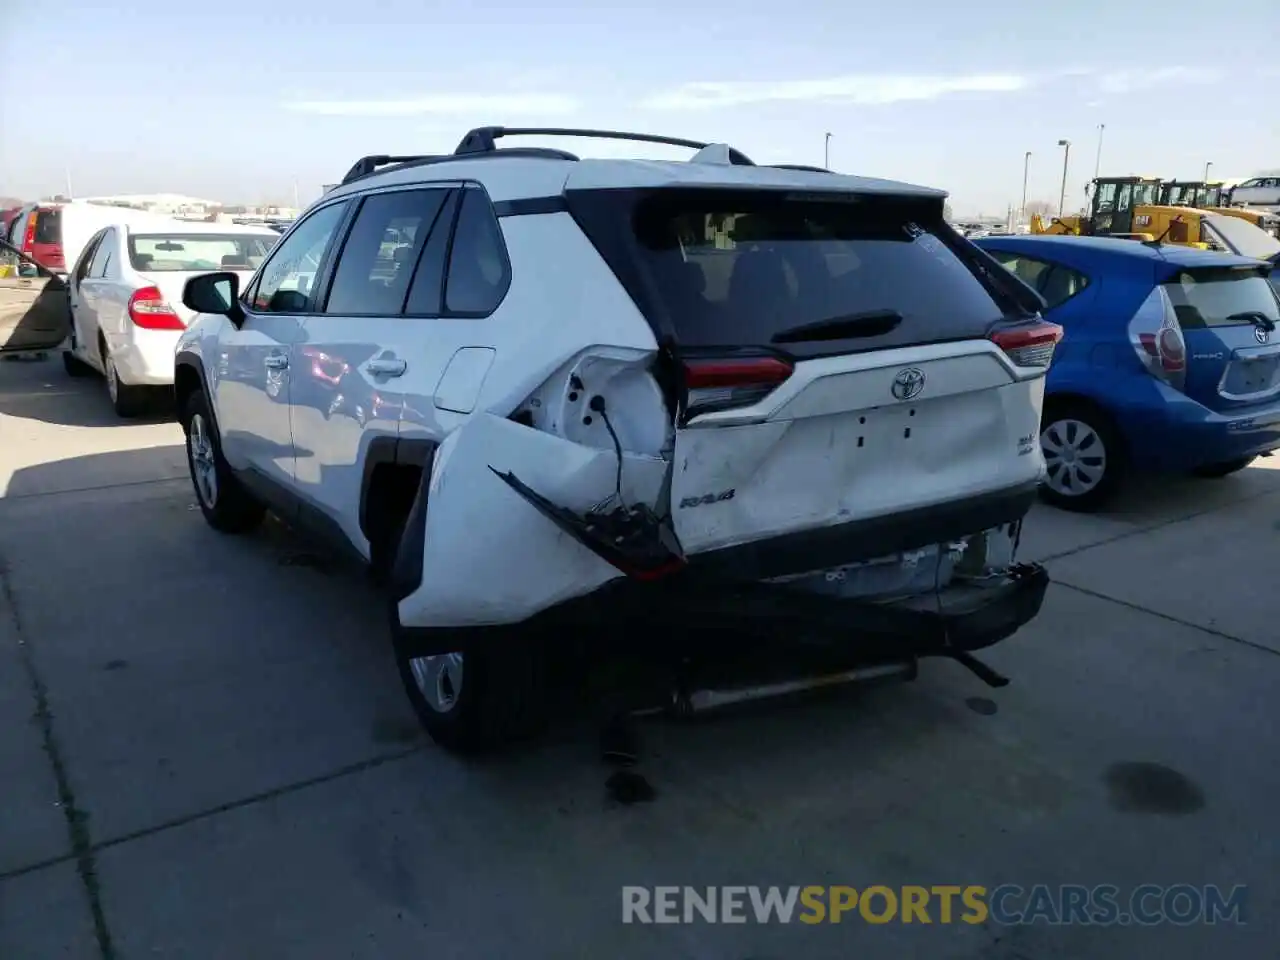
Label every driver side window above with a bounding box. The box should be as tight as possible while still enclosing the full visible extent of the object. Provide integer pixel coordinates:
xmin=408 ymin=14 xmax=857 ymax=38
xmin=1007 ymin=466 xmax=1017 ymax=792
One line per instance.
xmin=250 ymin=202 xmax=349 ymax=314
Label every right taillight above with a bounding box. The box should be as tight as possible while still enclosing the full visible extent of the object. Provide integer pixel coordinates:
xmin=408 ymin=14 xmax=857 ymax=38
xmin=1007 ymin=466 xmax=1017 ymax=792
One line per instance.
xmin=990 ymin=320 xmax=1064 ymax=368
xmin=1128 ymin=286 xmax=1187 ymax=392
xmin=682 ymin=355 xmax=794 ymax=419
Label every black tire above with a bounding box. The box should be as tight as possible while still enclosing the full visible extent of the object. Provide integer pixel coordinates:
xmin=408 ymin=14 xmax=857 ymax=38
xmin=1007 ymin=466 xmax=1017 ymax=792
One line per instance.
xmin=394 ymin=631 xmax=549 ymax=755
xmin=1038 ymin=400 xmax=1126 ymax=512
xmin=1192 ymin=456 xmax=1256 ymax=478
xmin=61 ymin=350 xmax=93 ymax=378
xmin=180 ymin=389 xmax=265 ymax=534
xmin=101 ymin=343 xmax=149 ymax=418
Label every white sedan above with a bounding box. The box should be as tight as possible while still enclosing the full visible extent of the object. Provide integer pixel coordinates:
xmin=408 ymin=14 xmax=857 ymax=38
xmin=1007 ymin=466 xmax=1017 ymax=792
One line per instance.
xmin=64 ymin=219 xmax=279 ymax=416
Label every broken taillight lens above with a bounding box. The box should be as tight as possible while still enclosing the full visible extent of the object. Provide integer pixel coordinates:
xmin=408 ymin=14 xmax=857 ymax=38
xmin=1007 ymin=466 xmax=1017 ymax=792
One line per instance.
xmin=989 ymin=320 xmax=1064 ymax=368
xmin=1128 ymin=286 xmax=1187 ymax=392
xmin=682 ymin=355 xmax=794 ymax=419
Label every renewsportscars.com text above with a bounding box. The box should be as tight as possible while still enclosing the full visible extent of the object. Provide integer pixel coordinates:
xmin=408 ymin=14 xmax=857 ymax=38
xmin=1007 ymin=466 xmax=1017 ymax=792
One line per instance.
xmin=621 ymin=884 xmax=1247 ymax=926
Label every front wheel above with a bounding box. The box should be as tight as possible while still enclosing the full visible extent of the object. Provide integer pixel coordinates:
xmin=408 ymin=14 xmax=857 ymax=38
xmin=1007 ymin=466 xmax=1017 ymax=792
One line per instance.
xmin=1038 ymin=403 xmax=1125 ymax=512
xmin=181 ymin=390 xmax=265 ymax=534
xmin=1192 ymin=456 xmax=1256 ymax=479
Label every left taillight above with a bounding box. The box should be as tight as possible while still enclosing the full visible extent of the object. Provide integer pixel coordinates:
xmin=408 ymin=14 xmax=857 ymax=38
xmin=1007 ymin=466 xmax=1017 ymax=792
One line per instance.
xmin=990 ymin=320 xmax=1064 ymax=368
xmin=128 ymin=286 xmax=184 ymax=331
xmin=681 ymin=355 xmax=794 ymax=419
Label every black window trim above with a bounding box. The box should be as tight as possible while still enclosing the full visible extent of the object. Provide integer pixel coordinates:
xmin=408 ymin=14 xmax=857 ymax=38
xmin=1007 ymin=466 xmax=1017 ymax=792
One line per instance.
xmin=240 ymin=198 xmax=354 ymax=318
xmin=987 ymin=249 xmax=1091 ymax=310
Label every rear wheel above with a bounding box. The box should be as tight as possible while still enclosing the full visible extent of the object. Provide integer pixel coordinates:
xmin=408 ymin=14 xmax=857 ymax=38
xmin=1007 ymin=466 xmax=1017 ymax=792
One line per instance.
xmin=395 ymin=637 xmax=549 ymax=755
xmin=386 ymin=521 xmax=548 ymax=755
xmin=101 ymin=342 xmax=149 ymax=418
xmin=1038 ymin=401 xmax=1125 ymax=512
xmin=1192 ymin=456 xmax=1256 ymax=478
xmin=181 ymin=389 xmax=265 ymax=534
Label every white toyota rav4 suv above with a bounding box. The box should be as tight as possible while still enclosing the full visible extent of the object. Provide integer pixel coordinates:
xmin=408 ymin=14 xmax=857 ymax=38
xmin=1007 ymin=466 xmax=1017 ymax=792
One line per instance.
xmin=173 ymin=127 xmax=1058 ymax=754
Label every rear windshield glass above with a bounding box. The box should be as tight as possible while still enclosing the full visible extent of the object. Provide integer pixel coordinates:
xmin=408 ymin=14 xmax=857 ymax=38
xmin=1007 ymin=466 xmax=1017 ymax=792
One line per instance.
xmin=128 ymin=233 xmax=277 ymax=272
xmin=1205 ymin=214 xmax=1280 ymax=260
xmin=33 ymin=208 xmax=62 ymax=245
xmin=1163 ymin=267 xmax=1280 ymax=328
xmin=629 ymin=190 xmax=1007 ymax=348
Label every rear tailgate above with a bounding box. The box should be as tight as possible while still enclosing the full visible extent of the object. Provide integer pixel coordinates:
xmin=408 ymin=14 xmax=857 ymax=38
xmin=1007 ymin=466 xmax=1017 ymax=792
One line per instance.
xmin=566 ymin=184 xmax=1057 ymax=563
xmin=1162 ymin=263 xmax=1280 ymax=411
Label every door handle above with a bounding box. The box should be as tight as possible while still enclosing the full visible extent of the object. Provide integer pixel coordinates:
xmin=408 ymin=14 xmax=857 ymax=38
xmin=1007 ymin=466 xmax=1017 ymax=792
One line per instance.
xmin=264 ymin=354 xmax=289 ymax=370
xmin=365 ymin=358 xmax=407 ymax=377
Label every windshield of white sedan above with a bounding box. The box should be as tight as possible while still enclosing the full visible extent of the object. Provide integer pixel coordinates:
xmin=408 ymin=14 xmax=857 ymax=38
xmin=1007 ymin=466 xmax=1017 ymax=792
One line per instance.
xmin=128 ymin=234 xmax=277 ymax=272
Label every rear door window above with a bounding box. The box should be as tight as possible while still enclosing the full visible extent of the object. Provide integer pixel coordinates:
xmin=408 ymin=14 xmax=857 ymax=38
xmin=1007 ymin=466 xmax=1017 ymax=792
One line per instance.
xmin=618 ymin=189 xmax=1010 ymax=355
xmin=324 ymin=188 xmax=450 ymax=316
xmin=1163 ymin=267 xmax=1280 ymax=329
xmin=87 ymin=232 xmax=114 ymax=279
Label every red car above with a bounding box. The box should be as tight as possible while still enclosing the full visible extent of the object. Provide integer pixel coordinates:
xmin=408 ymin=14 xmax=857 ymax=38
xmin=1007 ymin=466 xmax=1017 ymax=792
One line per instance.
xmin=6 ymin=202 xmax=66 ymax=273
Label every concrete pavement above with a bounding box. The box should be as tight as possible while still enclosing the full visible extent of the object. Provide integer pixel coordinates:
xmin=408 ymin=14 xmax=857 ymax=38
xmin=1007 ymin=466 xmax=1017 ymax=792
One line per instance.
xmin=1 ymin=356 xmax=1277 ymax=959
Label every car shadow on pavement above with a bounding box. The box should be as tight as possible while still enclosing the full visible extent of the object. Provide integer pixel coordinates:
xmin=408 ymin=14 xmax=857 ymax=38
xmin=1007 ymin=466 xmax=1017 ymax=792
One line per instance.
xmin=2 ymin=443 xmax=189 ymax=499
xmin=0 ymin=352 xmax=176 ymax=428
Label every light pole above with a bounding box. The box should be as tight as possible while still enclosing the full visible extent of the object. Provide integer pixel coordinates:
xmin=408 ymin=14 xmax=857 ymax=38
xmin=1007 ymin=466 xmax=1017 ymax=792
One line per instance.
xmin=1094 ymin=124 xmax=1105 ymax=179
xmin=824 ymin=132 xmax=832 ymax=169
xmin=1057 ymin=139 xmax=1071 ymax=218
xmin=1021 ymin=151 xmax=1031 ymax=224
xmin=1204 ymin=161 xmax=1213 ymax=181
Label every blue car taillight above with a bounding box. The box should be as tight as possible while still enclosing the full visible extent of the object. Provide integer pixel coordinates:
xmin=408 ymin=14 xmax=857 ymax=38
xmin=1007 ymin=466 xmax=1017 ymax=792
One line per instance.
xmin=1128 ymin=286 xmax=1187 ymax=393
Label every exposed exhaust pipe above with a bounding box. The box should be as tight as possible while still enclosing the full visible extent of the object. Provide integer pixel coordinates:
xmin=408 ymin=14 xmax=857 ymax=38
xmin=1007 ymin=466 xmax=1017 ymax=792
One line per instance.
xmin=632 ymin=660 xmax=918 ymax=719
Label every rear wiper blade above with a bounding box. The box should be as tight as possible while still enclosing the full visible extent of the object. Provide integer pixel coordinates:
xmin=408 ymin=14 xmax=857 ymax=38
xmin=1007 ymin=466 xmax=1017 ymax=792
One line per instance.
xmin=1225 ymin=311 xmax=1277 ymax=332
xmin=771 ymin=310 xmax=903 ymax=344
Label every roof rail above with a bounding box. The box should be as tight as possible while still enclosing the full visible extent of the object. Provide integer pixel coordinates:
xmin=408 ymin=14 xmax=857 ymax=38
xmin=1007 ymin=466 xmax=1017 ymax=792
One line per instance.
xmin=341 ymin=154 xmax=444 ymax=185
xmin=770 ymin=163 xmax=833 ymax=173
xmin=453 ymin=126 xmax=755 ymax=166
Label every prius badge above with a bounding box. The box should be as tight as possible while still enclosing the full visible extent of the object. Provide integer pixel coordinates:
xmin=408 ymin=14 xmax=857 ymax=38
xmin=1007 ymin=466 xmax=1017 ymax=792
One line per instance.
xmin=891 ymin=367 xmax=926 ymax=401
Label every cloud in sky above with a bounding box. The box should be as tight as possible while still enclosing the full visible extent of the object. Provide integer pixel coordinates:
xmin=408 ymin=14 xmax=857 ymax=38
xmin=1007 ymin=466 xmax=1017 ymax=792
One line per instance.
xmin=1092 ymin=66 xmax=1222 ymax=94
xmin=281 ymin=93 xmax=579 ymax=117
xmin=639 ymin=64 xmax=1229 ymax=111
xmin=640 ymin=73 xmax=1029 ymax=110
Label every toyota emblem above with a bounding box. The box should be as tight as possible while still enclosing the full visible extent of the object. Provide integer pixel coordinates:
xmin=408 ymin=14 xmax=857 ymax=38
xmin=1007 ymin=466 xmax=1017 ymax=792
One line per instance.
xmin=1255 ymin=325 xmax=1270 ymax=345
xmin=891 ymin=367 xmax=926 ymax=401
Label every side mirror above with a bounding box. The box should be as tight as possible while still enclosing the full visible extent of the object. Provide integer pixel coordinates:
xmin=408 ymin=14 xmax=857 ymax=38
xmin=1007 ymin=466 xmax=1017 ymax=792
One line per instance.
xmin=183 ymin=272 xmax=241 ymax=319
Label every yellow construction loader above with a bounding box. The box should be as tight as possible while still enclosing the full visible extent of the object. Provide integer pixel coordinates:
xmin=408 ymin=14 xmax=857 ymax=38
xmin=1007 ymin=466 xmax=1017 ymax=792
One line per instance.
xmin=1159 ymin=180 xmax=1280 ymax=238
xmin=1030 ymin=176 xmax=1216 ymax=247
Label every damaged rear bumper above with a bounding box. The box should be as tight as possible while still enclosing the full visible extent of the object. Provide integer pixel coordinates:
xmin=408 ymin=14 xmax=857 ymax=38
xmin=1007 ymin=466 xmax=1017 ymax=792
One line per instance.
xmin=393 ymin=559 xmax=1050 ymax=660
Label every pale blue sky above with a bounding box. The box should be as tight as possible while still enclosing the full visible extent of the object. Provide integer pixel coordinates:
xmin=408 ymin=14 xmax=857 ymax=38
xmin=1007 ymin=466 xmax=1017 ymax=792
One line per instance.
xmin=2 ymin=0 xmax=1277 ymax=216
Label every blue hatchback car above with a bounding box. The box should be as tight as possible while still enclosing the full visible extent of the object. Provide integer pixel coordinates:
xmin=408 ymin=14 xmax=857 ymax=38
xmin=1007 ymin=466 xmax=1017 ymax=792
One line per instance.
xmin=975 ymin=235 xmax=1280 ymax=511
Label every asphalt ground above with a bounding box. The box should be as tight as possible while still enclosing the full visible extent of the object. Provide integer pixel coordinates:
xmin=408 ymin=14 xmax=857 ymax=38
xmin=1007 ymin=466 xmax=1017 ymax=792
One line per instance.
xmin=2 ymin=353 xmax=1277 ymax=959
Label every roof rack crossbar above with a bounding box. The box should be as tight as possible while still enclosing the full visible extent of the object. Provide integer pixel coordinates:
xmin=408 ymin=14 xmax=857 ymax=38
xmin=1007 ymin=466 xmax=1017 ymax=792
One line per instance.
xmin=342 ymin=154 xmax=444 ymax=185
xmin=453 ymin=126 xmax=754 ymax=166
